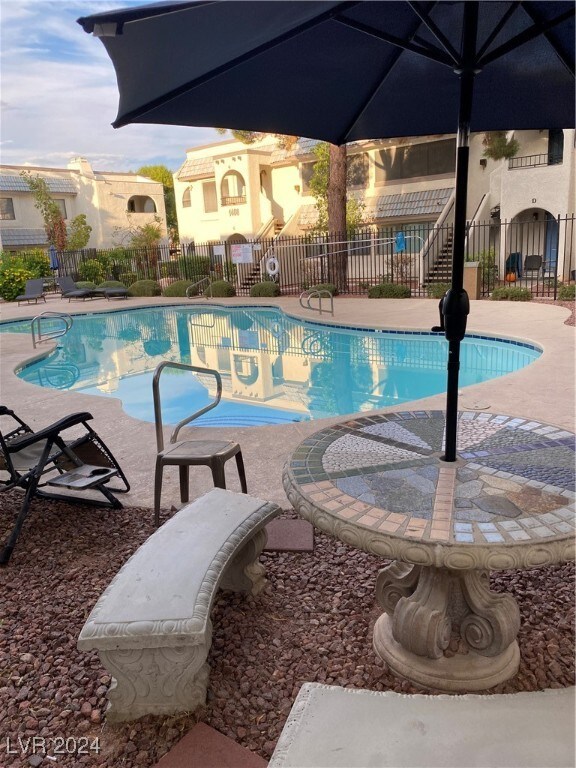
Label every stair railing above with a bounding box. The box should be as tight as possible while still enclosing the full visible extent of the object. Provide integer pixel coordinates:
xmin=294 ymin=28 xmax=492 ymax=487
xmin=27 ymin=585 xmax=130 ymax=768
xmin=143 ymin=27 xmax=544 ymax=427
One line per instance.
xmin=420 ymin=191 xmax=456 ymax=285
xmin=299 ymin=289 xmax=334 ymax=316
xmin=31 ymin=311 xmax=73 ymax=349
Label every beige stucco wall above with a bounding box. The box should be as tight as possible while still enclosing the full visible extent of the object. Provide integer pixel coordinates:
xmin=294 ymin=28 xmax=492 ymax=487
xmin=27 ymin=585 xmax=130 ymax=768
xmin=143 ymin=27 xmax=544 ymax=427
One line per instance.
xmin=0 ymin=158 xmax=167 ymax=251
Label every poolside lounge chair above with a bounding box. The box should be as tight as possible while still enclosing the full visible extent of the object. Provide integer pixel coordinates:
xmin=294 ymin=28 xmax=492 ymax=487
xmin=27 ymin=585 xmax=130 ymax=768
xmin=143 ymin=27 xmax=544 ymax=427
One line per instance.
xmin=0 ymin=406 xmax=130 ymax=565
xmin=56 ymin=275 xmax=97 ymax=301
xmin=16 ymin=279 xmax=47 ymax=306
xmin=152 ymin=361 xmax=247 ymax=527
xmin=524 ymin=254 xmax=543 ymax=275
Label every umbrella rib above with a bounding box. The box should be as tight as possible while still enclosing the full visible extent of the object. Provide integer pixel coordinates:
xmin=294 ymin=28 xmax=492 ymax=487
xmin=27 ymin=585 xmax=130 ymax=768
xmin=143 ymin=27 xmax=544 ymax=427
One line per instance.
xmin=112 ymin=1 xmax=362 ymax=128
xmin=478 ymin=6 xmax=575 ymax=71
xmin=407 ymin=1 xmax=461 ymax=65
xmin=332 ymin=15 xmax=453 ymax=67
xmin=520 ymin=3 xmax=575 ymax=76
xmin=475 ymin=2 xmax=520 ymax=60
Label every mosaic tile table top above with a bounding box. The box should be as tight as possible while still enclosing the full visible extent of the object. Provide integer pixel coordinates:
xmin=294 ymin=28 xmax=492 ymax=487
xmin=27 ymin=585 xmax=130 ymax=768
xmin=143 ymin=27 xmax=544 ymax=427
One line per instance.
xmin=282 ymin=411 xmax=576 ymax=570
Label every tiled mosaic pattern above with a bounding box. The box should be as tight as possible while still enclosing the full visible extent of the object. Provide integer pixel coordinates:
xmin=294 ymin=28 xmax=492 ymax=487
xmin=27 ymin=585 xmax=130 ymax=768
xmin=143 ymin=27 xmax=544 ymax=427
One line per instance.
xmin=288 ymin=411 xmax=575 ymax=546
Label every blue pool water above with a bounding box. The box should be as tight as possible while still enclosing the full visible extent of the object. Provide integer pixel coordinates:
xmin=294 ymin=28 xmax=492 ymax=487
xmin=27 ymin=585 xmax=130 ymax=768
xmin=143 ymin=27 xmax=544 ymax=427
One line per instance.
xmin=1 ymin=305 xmax=541 ymax=427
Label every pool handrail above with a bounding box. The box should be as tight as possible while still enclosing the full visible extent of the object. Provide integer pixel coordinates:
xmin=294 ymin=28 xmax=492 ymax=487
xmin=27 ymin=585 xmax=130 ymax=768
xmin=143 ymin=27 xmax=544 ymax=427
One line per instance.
xmin=186 ymin=276 xmax=211 ymax=299
xmin=299 ymin=289 xmax=334 ymax=316
xmin=31 ymin=311 xmax=73 ymax=349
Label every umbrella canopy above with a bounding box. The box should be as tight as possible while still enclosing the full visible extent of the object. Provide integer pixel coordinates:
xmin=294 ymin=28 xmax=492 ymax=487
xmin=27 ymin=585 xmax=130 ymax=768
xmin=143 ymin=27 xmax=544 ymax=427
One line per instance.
xmin=78 ymin=0 xmax=575 ymax=460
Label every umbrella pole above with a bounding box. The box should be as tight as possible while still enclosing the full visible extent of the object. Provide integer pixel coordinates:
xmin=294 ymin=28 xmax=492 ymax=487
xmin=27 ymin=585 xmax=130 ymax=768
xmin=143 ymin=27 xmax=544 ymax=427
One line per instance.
xmin=442 ymin=3 xmax=477 ymax=461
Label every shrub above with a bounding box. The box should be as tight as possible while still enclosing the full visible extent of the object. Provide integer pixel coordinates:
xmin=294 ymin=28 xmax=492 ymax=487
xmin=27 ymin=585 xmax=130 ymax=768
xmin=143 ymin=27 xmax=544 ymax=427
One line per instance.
xmin=76 ymin=281 xmax=96 ymax=290
xmin=368 ymin=283 xmax=411 ymax=298
xmin=491 ymin=286 xmax=532 ymax=301
xmin=427 ymin=282 xmax=450 ymax=299
xmin=163 ymin=280 xmax=198 ymax=297
xmin=310 ymin=283 xmax=338 ymax=296
xmin=119 ymin=271 xmax=138 ymax=286
xmin=204 ymin=280 xmax=235 ymax=298
xmin=20 ymin=249 xmax=51 ymax=278
xmin=558 ymin=284 xmax=575 ymax=300
xmin=78 ymin=258 xmax=106 ymax=285
xmin=128 ymin=279 xmax=162 ymax=297
xmin=96 ymin=280 xmax=126 ymax=289
xmin=250 ymin=281 xmax=281 ymax=297
xmin=0 ymin=255 xmax=34 ymax=301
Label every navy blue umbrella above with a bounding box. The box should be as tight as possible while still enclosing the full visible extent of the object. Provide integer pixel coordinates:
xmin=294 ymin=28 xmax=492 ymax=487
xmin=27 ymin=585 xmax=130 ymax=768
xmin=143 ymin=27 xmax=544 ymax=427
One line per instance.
xmin=78 ymin=1 xmax=575 ymax=460
xmin=48 ymin=244 xmax=59 ymax=271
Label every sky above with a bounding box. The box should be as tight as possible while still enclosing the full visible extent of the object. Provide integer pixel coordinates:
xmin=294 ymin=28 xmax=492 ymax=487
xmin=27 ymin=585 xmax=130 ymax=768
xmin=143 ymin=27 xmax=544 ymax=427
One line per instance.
xmin=0 ymin=0 xmax=222 ymax=174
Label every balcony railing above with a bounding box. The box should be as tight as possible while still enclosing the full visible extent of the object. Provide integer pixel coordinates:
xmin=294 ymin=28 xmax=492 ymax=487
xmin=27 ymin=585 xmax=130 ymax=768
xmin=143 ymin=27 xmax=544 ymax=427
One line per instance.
xmin=508 ymin=153 xmax=563 ymax=170
xmin=220 ymin=195 xmax=246 ymax=206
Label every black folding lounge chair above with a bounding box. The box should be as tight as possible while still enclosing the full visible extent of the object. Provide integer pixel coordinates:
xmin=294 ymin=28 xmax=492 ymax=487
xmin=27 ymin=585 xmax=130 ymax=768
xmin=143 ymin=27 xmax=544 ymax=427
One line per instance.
xmin=16 ymin=279 xmax=47 ymax=306
xmin=56 ymin=275 xmax=96 ymax=301
xmin=0 ymin=406 xmax=130 ymax=565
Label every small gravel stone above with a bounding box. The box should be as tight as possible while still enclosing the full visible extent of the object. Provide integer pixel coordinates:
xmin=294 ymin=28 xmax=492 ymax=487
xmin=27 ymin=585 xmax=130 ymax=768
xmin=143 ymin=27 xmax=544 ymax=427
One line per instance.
xmin=0 ymin=494 xmax=573 ymax=768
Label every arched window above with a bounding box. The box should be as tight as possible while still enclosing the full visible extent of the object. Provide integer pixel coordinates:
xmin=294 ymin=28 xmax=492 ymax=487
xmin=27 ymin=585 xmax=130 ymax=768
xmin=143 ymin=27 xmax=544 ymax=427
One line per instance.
xmin=182 ymin=188 xmax=191 ymax=208
xmin=220 ymin=171 xmax=246 ymax=206
xmin=127 ymin=195 xmax=157 ymax=213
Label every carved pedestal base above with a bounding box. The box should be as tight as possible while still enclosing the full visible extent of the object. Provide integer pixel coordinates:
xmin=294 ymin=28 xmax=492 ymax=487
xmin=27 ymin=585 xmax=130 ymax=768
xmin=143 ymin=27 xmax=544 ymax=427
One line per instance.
xmin=101 ymin=627 xmax=212 ymax=723
xmin=374 ymin=615 xmax=520 ymax=692
xmin=374 ymin=562 xmax=521 ymax=691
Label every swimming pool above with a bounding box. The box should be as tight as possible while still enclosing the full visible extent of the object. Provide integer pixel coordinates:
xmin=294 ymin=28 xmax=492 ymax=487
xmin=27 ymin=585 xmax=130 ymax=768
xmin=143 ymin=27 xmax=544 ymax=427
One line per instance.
xmin=2 ymin=305 xmax=541 ymax=427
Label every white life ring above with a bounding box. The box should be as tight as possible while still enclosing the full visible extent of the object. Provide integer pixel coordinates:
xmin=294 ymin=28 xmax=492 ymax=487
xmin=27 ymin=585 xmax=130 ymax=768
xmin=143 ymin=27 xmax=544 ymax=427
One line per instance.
xmin=266 ymin=256 xmax=279 ymax=276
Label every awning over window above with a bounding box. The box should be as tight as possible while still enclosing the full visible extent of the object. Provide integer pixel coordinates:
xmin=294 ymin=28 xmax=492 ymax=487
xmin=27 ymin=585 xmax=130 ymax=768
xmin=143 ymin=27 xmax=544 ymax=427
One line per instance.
xmin=177 ymin=157 xmax=215 ymax=181
xmin=0 ymin=174 xmax=77 ymax=194
xmin=298 ymin=187 xmax=454 ymax=227
xmin=0 ymin=228 xmax=47 ymax=247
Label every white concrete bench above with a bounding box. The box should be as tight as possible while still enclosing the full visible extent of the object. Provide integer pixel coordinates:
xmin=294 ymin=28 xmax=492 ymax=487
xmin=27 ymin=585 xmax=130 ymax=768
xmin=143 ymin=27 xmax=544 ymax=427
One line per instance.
xmin=77 ymin=488 xmax=280 ymax=722
xmin=269 ymin=682 xmax=575 ymax=768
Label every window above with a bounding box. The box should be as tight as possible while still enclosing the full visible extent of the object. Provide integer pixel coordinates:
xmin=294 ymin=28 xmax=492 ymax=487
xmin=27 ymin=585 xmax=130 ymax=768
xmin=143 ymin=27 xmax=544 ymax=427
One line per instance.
xmin=220 ymin=171 xmax=246 ymax=205
xmin=375 ymin=139 xmax=456 ymax=183
xmin=55 ymin=199 xmax=67 ymax=219
xmin=127 ymin=195 xmax=157 ymax=213
xmin=203 ymin=181 xmax=217 ymax=213
xmin=182 ymin=188 xmax=192 ymax=208
xmin=347 ymin=153 xmax=369 ymax=188
xmin=301 ymin=162 xmax=316 ymax=194
xmin=0 ymin=198 xmax=15 ymax=220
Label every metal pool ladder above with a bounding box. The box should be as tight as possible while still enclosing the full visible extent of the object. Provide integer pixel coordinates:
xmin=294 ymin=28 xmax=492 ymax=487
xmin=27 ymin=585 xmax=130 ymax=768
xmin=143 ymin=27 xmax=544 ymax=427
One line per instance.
xmin=299 ymin=289 xmax=334 ymax=316
xmin=31 ymin=311 xmax=73 ymax=349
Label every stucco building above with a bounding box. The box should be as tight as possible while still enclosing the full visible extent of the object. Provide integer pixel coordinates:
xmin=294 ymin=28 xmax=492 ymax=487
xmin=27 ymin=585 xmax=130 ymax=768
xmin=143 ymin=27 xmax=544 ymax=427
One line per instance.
xmin=0 ymin=157 xmax=168 ymax=252
xmin=174 ymin=130 xmax=575 ymax=284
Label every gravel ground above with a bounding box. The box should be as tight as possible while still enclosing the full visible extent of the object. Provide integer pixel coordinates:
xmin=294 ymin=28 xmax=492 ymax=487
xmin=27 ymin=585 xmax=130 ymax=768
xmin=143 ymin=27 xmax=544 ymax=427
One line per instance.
xmin=0 ymin=494 xmax=574 ymax=767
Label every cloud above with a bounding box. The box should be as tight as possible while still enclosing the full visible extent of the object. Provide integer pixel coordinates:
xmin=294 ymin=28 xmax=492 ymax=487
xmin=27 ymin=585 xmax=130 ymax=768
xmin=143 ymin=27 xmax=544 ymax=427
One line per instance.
xmin=0 ymin=1 xmax=217 ymax=172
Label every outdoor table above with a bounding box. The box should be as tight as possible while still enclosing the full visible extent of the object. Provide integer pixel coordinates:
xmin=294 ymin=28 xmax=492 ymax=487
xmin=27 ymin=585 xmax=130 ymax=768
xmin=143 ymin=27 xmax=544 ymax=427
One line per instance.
xmin=282 ymin=410 xmax=575 ymax=692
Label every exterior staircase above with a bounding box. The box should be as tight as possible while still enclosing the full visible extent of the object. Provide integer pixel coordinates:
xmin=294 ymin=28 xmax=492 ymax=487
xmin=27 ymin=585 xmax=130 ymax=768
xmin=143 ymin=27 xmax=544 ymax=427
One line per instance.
xmin=238 ymin=219 xmax=284 ymax=293
xmin=424 ymin=231 xmax=453 ymax=286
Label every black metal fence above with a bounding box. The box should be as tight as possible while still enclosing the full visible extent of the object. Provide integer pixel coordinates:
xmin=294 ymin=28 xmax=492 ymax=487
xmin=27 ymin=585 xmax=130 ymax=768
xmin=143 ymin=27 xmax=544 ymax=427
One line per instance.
xmin=57 ymin=214 xmax=575 ymax=299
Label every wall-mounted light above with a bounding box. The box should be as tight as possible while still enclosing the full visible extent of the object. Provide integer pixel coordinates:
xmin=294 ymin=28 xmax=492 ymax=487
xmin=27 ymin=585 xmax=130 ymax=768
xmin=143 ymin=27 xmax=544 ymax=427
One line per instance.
xmin=479 ymin=158 xmax=487 ymax=169
xmin=294 ymin=184 xmax=301 ymax=193
xmin=532 ymin=212 xmax=538 ymax=221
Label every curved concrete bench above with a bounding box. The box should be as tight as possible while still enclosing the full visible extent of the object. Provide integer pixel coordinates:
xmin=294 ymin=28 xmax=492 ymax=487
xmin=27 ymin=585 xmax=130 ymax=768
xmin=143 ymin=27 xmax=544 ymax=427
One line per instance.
xmin=269 ymin=682 xmax=575 ymax=767
xmin=78 ymin=488 xmax=280 ymax=722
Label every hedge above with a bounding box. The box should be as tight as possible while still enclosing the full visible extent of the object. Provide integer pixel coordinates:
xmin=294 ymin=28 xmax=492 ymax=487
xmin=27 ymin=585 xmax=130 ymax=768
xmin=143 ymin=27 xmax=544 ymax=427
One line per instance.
xmin=250 ymin=281 xmax=281 ymax=297
xmin=368 ymin=283 xmax=411 ymax=298
xmin=490 ymin=286 xmax=532 ymax=301
xmin=309 ymin=283 xmax=338 ymax=296
xmin=558 ymin=284 xmax=575 ymax=300
xmin=204 ymin=280 xmax=235 ymax=298
xmin=163 ymin=280 xmax=199 ymax=297
xmin=128 ymin=279 xmax=162 ymax=297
